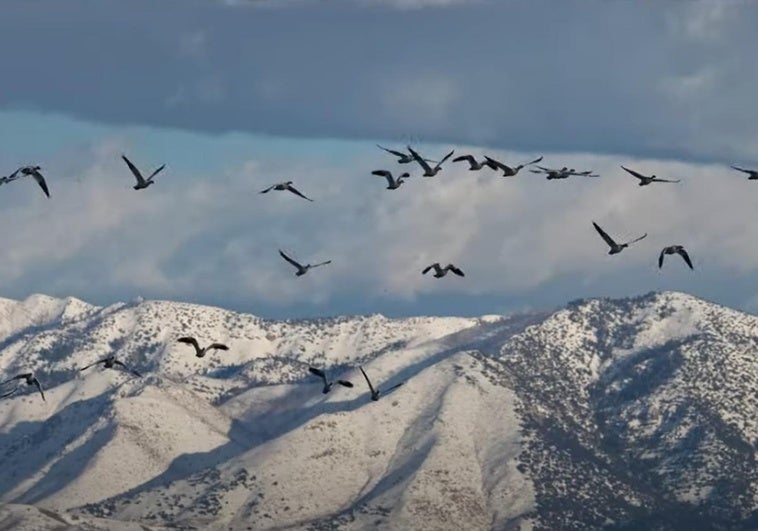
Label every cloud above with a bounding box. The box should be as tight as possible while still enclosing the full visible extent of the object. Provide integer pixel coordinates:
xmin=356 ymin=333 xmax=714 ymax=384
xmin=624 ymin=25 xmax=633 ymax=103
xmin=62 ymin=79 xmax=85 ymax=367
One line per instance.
xmin=2 ymin=1 xmax=758 ymax=165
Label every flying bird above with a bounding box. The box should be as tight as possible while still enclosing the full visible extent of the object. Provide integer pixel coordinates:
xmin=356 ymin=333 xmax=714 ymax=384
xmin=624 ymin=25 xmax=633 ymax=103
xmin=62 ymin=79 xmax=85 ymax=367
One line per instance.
xmin=177 ymin=337 xmax=229 ymax=358
xmin=0 ymin=373 xmax=45 ymax=401
xmin=2 ymin=166 xmax=50 ymax=197
xmin=79 ymin=355 xmax=142 ymax=377
xmin=422 ymin=263 xmax=465 ymax=278
xmin=376 ymin=145 xmax=436 ymax=165
xmin=359 ymin=366 xmax=403 ymax=402
xmin=122 ymin=155 xmax=166 ymax=191
xmin=484 ymin=155 xmax=543 ymax=177
xmin=260 ymin=181 xmax=314 ymax=201
xmin=308 ymin=367 xmax=353 ymax=394
xmin=371 ymin=170 xmax=410 ymax=190
xmin=621 ymin=166 xmax=680 ymax=186
xmin=407 ymin=146 xmax=455 ymax=177
xmin=279 ymin=249 xmax=331 ymax=276
xmin=659 ymin=245 xmax=694 ymax=270
xmin=592 ymin=221 xmax=647 ymax=255
xmin=731 ymin=165 xmax=758 ymax=180
xmin=452 ymin=155 xmax=491 ymax=171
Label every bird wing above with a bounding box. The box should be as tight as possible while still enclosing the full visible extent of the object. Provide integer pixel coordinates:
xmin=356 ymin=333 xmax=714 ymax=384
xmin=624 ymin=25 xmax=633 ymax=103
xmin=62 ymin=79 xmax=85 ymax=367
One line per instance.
xmin=177 ymin=337 xmax=200 ymax=352
xmin=308 ymin=367 xmax=327 ymax=383
xmin=434 ymin=150 xmax=455 ymax=171
xmin=652 ymin=178 xmax=681 ymax=183
xmin=337 ymin=380 xmax=353 ymax=388
xmin=524 ymin=155 xmax=544 ymax=166
xmin=677 ymin=248 xmax=694 ymax=269
xmin=731 ymin=165 xmax=751 ymax=174
xmin=310 ymin=260 xmax=332 ymax=269
xmin=146 ymin=164 xmax=166 ymax=182
xmin=422 ymin=263 xmax=439 ymax=275
xmin=371 ymin=170 xmax=395 ymax=186
xmin=286 ymin=184 xmax=314 ymax=201
xmin=29 ymin=169 xmax=50 ymax=198
xmin=79 ymin=359 xmax=105 ymax=371
xmin=592 ymin=222 xmax=618 ymax=248
xmin=0 ymin=388 xmax=18 ymax=399
xmin=483 ymin=156 xmax=505 ymax=170
xmin=376 ymin=145 xmax=407 ymax=159
xmin=31 ymin=377 xmax=45 ymax=401
xmin=452 ymin=155 xmax=476 ymax=167
xmin=279 ymin=249 xmax=304 ymax=270
xmin=658 ymin=249 xmax=666 ymax=268
xmin=621 ymin=165 xmax=647 ymax=181
xmin=448 ymin=265 xmax=465 ymax=277
xmin=627 ymin=233 xmax=648 ymax=245
xmin=407 ymin=146 xmax=433 ymax=174
xmin=208 ymin=343 xmax=229 ymax=351
xmin=1 ymin=373 xmax=31 ymax=385
xmin=114 ymin=360 xmax=141 ymax=377
xmin=260 ymin=184 xmax=277 ymax=194
xmin=359 ymin=366 xmax=377 ymax=396
xmin=122 ymin=155 xmax=145 ymax=184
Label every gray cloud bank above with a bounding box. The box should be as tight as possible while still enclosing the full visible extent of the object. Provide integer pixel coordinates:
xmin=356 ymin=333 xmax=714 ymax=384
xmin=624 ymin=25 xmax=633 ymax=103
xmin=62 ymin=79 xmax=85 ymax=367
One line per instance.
xmin=2 ymin=0 xmax=758 ymax=164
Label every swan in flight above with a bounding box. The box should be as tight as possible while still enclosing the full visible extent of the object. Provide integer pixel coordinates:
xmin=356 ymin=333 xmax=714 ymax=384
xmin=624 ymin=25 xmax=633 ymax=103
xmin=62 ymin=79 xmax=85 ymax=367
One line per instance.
xmin=407 ymin=146 xmax=455 ymax=177
xmin=359 ymin=366 xmax=403 ymax=401
xmin=308 ymin=367 xmax=353 ymax=394
xmin=592 ymin=222 xmax=647 ymax=255
xmin=484 ymin=155 xmax=543 ymax=177
xmin=621 ymin=166 xmax=680 ymax=186
xmin=279 ymin=249 xmax=331 ymax=276
xmin=371 ymin=170 xmax=410 ymax=190
xmin=659 ymin=245 xmax=693 ymax=270
xmin=260 ymin=181 xmax=314 ymax=201
xmin=122 ymin=155 xmax=166 ymax=190
xmin=0 ymin=373 xmax=45 ymax=401
xmin=422 ymin=263 xmax=465 ymax=278
xmin=177 ymin=337 xmax=230 ymax=358
xmin=79 ymin=355 xmax=142 ymax=377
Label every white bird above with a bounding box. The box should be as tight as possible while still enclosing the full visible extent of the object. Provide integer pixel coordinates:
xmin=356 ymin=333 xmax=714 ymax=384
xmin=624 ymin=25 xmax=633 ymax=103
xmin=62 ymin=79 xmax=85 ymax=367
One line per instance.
xmin=407 ymin=146 xmax=455 ymax=177
xmin=122 ymin=155 xmax=166 ymax=190
xmin=371 ymin=170 xmax=410 ymax=190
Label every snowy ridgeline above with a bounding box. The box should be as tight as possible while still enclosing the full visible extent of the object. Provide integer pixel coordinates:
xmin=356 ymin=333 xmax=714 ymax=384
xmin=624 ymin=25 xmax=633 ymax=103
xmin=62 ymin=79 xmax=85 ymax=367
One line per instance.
xmin=0 ymin=291 xmax=757 ymax=530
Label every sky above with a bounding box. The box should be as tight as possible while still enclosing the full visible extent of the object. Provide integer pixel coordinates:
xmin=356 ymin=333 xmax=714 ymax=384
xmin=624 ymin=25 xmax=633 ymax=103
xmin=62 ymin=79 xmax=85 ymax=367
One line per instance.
xmin=0 ymin=0 xmax=757 ymax=319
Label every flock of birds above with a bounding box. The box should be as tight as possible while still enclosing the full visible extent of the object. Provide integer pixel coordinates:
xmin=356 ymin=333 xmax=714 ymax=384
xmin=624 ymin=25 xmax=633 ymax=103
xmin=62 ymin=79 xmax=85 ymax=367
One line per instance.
xmin=0 ymin=142 xmax=755 ymax=402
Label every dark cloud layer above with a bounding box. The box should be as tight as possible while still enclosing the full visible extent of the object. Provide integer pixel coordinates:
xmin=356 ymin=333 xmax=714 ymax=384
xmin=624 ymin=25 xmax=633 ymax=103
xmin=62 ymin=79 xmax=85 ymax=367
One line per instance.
xmin=3 ymin=0 xmax=758 ymax=164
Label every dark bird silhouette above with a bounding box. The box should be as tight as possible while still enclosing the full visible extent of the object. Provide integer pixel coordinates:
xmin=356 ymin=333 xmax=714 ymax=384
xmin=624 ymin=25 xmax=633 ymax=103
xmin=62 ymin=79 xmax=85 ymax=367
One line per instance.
xmin=359 ymin=366 xmax=403 ymax=401
xmin=530 ymin=165 xmax=598 ymax=179
xmin=0 ymin=373 xmax=45 ymax=401
xmin=177 ymin=337 xmax=229 ymax=358
xmin=422 ymin=263 xmax=465 ymax=278
xmin=371 ymin=170 xmax=410 ymax=190
xmin=279 ymin=249 xmax=331 ymax=276
xmin=731 ymin=165 xmax=758 ymax=180
xmin=407 ymin=146 xmax=455 ymax=177
xmin=308 ymin=367 xmax=353 ymax=394
xmin=376 ymin=145 xmax=436 ymax=165
xmin=621 ymin=165 xmax=680 ymax=186
xmin=79 ymin=355 xmax=141 ymax=377
xmin=484 ymin=155 xmax=543 ymax=177
xmin=260 ymin=181 xmax=314 ymax=201
xmin=2 ymin=166 xmax=50 ymax=197
xmin=592 ymin=222 xmax=647 ymax=255
xmin=122 ymin=155 xmax=166 ymax=190
xmin=452 ymin=155 xmax=490 ymax=171
xmin=659 ymin=245 xmax=694 ymax=270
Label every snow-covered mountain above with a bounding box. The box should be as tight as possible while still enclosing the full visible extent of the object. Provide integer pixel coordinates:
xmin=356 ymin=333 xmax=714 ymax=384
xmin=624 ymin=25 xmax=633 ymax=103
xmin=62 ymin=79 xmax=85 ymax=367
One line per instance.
xmin=0 ymin=291 xmax=757 ymax=530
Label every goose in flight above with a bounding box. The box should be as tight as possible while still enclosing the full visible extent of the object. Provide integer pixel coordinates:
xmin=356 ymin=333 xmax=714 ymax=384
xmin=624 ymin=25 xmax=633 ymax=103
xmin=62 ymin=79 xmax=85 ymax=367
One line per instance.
xmin=359 ymin=366 xmax=403 ymax=402
xmin=79 ymin=355 xmax=142 ymax=377
xmin=731 ymin=165 xmax=758 ymax=180
xmin=659 ymin=245 xmax=693 ymax=270
xmin=0 ymin=373 xmax=45 ymax=401
xmin=3 ymin=166 xmax=50 ymax=197
xmin=422 ymin=263 xmax=465 ymax=278
xmin=177 ymin=337 xmax=229 ymax=358
xmin=407 ymin=146 xmax=455 ymax=177
xmin=260 ymin=181 xmax=314 ymax=201
xmin=376 ymin=145 xmax=436 ymax=165
xmin=452 ymin=155 xmax=491 ymax=171
xmin=308 ymin=367 xmax=353 ymax=394
xmin=531 ymin=166 xmax=599 ymax=179
xmin=592 ymin=222 xmax=647 ymax=255
xmin=621 ymin=166 xmax=680 ymax=186
xmin=484 ymin=155 xmax=543 ymax=177
xmin=279 ymin=249 xmax=331 ymax=276
xmin=122 ymin=155 xmax=166 ymax=191
xmin=371 ymin=170 xmax=410 ymax=190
